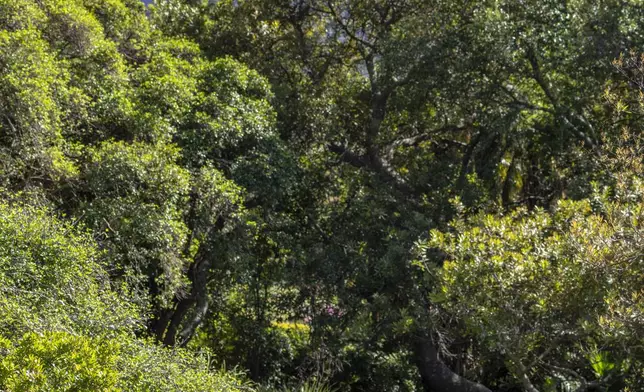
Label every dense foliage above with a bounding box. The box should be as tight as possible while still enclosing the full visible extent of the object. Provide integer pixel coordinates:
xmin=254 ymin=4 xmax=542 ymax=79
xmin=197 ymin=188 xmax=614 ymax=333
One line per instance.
xmin=0 ymin=0 xmax=642 ymax=391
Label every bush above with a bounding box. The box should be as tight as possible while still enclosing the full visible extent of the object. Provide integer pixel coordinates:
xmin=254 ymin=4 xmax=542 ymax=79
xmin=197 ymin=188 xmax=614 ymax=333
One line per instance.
xmin=0 ymin=198 xmax=254 ymax=391
xmin=0 ymin=199 xmax=139 ymax=337
xmin=0 ymin=332 xmax=120 ymax=392
xmin=0 ymin=332 xmax=255 ymax=392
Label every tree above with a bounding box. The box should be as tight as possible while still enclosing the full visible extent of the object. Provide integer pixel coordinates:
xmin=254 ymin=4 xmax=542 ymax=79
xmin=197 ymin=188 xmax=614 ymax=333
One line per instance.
xmin=0 ymin=0 xmax=278 ymax=349
xmin=422 ymin=54 xmax=644 ymax=391
xmin=0 ymin=194 xmax=253 ymax=391
xmin=1 ymin=0 xmax=643 ymax=391
xmin=167 ymin=1 xmax=644 ymax=390
xmin=426 ymin=196 xmax=643 ymax=391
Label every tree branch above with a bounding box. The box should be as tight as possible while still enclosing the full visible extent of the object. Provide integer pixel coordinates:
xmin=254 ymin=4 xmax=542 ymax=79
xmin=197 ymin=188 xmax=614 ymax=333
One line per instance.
xmin=388 ymin=124 xmax=470 ymax=150
xmin=328 ymin=143 xmax=367 ymax=168
xmin=327 ymin=143 xmax=415 ymax=195
xmin=512 ymin=357 xmax=541 ymax=392
xmin=526 ymin=45 xmax=557 ymax=107
xmin=324 ymin=0 xmax=377 ymax=52
xmin=525 ymin=44 xmax=597 ymax=149
xmin=415 ymin=336 xmax=492 ymax=392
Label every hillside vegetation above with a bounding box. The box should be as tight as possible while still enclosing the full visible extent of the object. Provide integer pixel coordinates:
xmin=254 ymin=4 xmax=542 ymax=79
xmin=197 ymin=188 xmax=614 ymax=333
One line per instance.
xmin=0 ymin=0 xmax=642 ymax=391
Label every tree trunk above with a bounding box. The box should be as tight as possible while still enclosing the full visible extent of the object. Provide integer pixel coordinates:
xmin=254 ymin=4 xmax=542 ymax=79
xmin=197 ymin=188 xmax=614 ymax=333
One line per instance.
xmin=163 ymin=296 xmax=195 ymax=346
xmin=158 ymin=216 xmax=226 ymax=346
xmin=161 ymin=249 xmax=213 ymax=346
xmin=414 ymin=337 xmax=492 ymax=392
xmin=178 ymin=292 xmax=209 ymax=347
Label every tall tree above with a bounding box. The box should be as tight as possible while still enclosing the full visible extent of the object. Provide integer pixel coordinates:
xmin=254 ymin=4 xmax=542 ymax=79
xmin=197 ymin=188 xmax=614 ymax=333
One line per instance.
xmin=154 ymin=0 xmax=644 ymax=389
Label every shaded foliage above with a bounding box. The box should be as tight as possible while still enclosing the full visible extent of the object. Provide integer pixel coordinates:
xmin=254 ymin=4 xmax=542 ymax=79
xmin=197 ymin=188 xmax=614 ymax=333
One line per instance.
xmin=0 ymin=0 xmax=642 ymax=391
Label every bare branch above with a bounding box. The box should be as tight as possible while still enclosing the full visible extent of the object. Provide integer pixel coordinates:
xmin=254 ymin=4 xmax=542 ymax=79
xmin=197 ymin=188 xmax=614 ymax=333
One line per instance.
xmin=324 ymin=0 xmax=377 ymax=52
xmin=389 ymin=125 xmax=470 ymax=148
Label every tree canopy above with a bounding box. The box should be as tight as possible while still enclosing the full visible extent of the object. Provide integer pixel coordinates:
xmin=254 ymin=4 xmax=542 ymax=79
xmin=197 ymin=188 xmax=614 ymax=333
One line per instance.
xmin=0 ymin=0 xmax=642 ymax=391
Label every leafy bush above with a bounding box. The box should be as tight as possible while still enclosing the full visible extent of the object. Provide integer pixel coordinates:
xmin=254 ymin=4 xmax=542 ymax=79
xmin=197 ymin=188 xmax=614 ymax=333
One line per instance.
xmin=0 ymin=199 xmax=139 ymax=337
xmin=117 ymin=337 xmax=254 ymax=392
xmin=0 ymin=331 xmax=255 ymax=392
xmin=0 ymin=198 xmax=254 ymax=391
xmin=0 ymin=332 xmax=120 ymax=392
xmin=426 ymin=195 xmax=644 ymax=390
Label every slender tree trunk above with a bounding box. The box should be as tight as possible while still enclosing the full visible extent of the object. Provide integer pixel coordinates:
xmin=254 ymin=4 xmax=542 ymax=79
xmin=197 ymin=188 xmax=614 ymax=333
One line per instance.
xmin=159 ymin=217 xmax=226 ymax=346
xmin=414 ymin=336 xmax=492 ymax=392
xmin=178 ymin=291 xmax=210 ymax=347
xmin=152 ymin=308 xmax=173 ymax=342
xmin=502 ymin=151 xmax=518 ymax=208
xmin=163 ymin=296 xmax=195 ymax=346
xmin=457 ymin=132 xmax=482 ymax=191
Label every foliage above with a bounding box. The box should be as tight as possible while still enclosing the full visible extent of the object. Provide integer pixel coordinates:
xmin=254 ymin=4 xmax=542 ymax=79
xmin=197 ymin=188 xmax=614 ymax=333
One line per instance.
xmin=423 ymin=86 xmax=644 ymax=390
xmin=0 ymin=196 xmax=253 ymax=391
xmin=0 ymin=331 xmax=255 ymax=392
xmin=116 ymin=337 xmax=255 ymax=392
xmin=426 ymin=196 xmax=643 ymax=390
xmin=0 ymin=332 xmax=120 ymax=392
xmin=0 ymin=198 xmax=138 ymax=337
xmin=0 ymin=0 xmax=643 ymax=391
xmin=82 ymin=140 xmax=192 ymax=309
